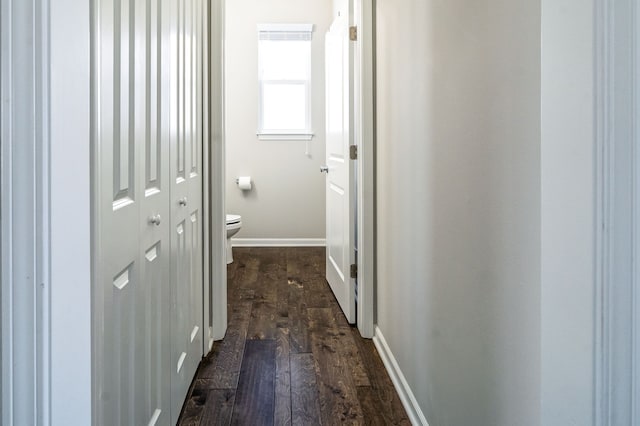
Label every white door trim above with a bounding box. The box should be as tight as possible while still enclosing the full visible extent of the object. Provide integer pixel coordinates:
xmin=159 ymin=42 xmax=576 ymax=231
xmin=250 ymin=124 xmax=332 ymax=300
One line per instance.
xmin=594 ymin=0 xmax=640 ymax=423
xmin=208 ymin=0 xmax=227 ymax=341
xmin=354 ymin=0 xmax=375 ymax=339
xmin=2 ymin=0 xmax=93 ymax=423
xmin=202 ymin=0 xmax=213 ymax=353
xmin=1 ymin=0 xmax=52 ymax=423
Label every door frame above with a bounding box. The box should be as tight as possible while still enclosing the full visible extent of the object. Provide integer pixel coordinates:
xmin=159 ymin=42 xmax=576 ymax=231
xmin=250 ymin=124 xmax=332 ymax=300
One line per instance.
xmin=209 ymin=0 xmax=375 ymax=339
xmin=2 ymin=0 xmax=94 ymax=423
xmin=594 ymin=0 xmax=640 ymax=422
xmin=1 ymin=0 xmax=53 ymax=423
xmin=354 ymin=0 xmax=375 ymax=338
xmin=207 ymin=0 xmax=228 ymax=342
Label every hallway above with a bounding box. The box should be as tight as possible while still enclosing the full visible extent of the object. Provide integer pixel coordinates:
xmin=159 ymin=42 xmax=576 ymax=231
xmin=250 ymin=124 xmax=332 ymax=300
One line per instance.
xmin=177 ymin=247 xmax=409 ymax=425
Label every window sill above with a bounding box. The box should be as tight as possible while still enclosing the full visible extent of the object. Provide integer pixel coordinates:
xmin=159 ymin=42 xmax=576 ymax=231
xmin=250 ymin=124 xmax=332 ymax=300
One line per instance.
xmin=257 ymin=132 xmax=314 ymax=141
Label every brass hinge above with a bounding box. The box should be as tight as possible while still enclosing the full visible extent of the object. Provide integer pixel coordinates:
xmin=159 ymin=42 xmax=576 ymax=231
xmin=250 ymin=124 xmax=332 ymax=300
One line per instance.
xmin=349 ymin=26 xmax=358 ymax=41
xmin=350 ymin=263 xmax=358 ymax=279
xmin=350 ymin=145 xmax=358 ymax=160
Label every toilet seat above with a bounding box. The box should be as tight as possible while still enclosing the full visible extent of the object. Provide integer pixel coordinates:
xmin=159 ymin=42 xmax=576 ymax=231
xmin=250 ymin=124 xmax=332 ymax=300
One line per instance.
xmin=226 ymin=214 xmax=241 ymax=225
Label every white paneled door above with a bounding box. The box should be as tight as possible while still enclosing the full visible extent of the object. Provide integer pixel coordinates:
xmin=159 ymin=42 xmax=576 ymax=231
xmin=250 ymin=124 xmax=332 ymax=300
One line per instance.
xmin=169 ymin=0 xmax=204 ymax=422
xmin=324 ymin=1 xmax=356 ymax=324
xmin=93 ymin=0 xmax=206 ymax=425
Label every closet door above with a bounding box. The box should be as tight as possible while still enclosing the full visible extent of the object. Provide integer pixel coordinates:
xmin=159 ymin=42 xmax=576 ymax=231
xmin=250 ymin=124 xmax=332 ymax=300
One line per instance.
xmin=94 ymin=0 xmax=171 ymax=424
xmin=169 ymin=0 xmax=204 ymax=421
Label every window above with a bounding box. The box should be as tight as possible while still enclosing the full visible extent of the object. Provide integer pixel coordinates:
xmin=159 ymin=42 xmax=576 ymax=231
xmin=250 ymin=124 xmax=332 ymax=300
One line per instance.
xmin=257 ymin=24 xmax=313 ymax=140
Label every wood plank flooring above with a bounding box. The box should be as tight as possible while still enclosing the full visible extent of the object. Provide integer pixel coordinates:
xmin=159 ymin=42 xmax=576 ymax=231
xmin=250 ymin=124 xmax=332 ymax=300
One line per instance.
xmin=178 ymin=247 xmax=410 ymax=426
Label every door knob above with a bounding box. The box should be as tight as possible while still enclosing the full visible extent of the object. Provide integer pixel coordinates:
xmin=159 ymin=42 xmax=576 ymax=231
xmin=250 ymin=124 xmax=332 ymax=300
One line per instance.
xmin=320 ymin=166 xmax=329 ymax=173
xmin=179 ymin=197 xmax=188 ymax=206
xmin=149 ymin=214 xmax=162 ymax=226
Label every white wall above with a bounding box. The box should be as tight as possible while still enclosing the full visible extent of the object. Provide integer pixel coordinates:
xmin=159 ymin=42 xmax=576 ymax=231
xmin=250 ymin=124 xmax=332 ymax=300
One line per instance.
xmin=375 ymin=1 xmax=541 ymax=424
xmin=540 ymin=0 xmax=595 ymax=424
xmin=224 ymin=0 xmax=332 ymax=240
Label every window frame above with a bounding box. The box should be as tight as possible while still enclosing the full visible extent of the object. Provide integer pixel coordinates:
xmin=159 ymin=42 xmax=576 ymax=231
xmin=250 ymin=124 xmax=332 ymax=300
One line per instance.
xmin=256 ymin=23 xmax=314 ymax=140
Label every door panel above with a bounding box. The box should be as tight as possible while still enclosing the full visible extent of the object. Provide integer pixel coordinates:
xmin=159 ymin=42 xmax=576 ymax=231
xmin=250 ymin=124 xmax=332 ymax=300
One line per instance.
xmin=96 ymin=0 xmax=145 ymax=424
xmin=134 ymin=1 xmax=172 ymax=420
xmin=94 ymin=0 xmax=206 ymax=422
xmin=325 ymin=1 xmax=356 ymax=324
xmin=138 ymin=239 xmax=167 ymax=426
xmin=169 ymin=0 xmax=204 ymax=422
xmin=325 ymin=1 xmax=356 ymax=323
xmin=94 ymin=0 xmax=203 ymax=424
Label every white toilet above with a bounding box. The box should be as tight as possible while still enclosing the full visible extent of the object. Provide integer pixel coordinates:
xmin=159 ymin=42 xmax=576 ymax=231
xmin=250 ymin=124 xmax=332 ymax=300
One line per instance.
xmin=226 ymin=214 xmax=242 ymax=264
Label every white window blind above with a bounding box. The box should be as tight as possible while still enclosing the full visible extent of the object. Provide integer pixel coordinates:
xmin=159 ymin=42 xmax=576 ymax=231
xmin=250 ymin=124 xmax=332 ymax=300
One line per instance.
xmin=257 ymin=24 xmax=314 ymax=140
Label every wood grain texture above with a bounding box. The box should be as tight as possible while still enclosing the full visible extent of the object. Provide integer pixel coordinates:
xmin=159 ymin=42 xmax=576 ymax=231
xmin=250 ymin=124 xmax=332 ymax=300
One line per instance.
xmin=274 ymin=328 xmax=292 ymax=426
xmin=288 ymin=278 xmax=311 ymax=354
xmin=337 ymin=328 xmax=370 ymax=387
xmin=197 ymin=301 xmax=251 ymax=388
xmin=308 ymin=308 xmax=365 ymax=424
xmin=350 ymin=328 xmax=411 ymax=424
xmin=179 ymin=385 xmax=208 ymax=426
xmin=232 ymin=253 xmax=260 ymax=290
xmin=286 ymin=248 xmax=313 ymax=354
xmin=290 ymin=353 xmax=322 ymax=425
xmin=247 ymin=249 xmax=283 ymax=340
xmin=276 ymin=270 xmax=290 ymax=329
xmin=199 ymin=390 xmax=236 ymax=426
xmin=177 ymin=248 xmax=408 ymax=426
xmin=247 ymin=297 xmax=278 ymax=340
xmin=357 ymin=386 xmax=387 ymax=426
xmin=231 ymin=339 xmax=276 ymax=426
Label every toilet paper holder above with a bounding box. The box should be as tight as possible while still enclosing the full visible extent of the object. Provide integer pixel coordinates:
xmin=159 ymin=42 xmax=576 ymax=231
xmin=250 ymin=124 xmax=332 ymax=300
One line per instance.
xmin=236 ymin=176 xmax=252 ymax=190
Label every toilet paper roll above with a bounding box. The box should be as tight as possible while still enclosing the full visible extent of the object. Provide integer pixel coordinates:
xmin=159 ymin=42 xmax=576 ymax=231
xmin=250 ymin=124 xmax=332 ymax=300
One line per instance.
xmin=237 ymin=176 xmax=252 ymax=190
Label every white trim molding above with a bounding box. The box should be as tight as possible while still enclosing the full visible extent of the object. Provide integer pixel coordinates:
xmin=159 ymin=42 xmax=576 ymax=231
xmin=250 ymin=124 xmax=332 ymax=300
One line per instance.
xmin=1 ymin=0 xmax=51 ymax=423
xmin=209 ymin=0 xmax=228 ymax=342
xmin=202 ymin=0 xmax=212 ymax=353
xmin=232 ymin=238 xmax=326 ymax=247
xmin=257 ymin=23 xmax=314 ymax=34
xmin=256 ymin=132 xmax=314 ymax=141
xmin=633 ymin=3 xmax=640 ymax=419
xmin=373 ymin=327 xmax=428 ymax=426
xmin=594 ymin=0 xmax=640 ymax=423
xmin=354 ymin=0 xmax=375 ymax=339
xmin=1 ymin=1 xmax=93 ymax=424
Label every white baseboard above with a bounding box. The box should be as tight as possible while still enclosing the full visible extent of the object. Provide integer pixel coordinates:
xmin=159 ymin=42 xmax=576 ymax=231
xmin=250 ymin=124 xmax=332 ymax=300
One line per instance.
xmin=373 ymin=326 xmax=429 ymax=426
xmin=232 ymin=238 xmax=326 ymax=247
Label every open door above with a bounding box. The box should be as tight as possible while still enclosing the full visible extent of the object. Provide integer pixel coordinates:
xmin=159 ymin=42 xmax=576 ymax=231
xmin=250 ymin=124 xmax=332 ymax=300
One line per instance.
xmin=324 ymin=1 xmax=355 ymax=324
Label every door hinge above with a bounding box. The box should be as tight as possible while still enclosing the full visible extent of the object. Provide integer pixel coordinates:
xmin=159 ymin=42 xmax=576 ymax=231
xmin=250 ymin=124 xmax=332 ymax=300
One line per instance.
xmin=349 ymin=26 xmax=358 ymax=41
xmin=350 ymin=145 xmax=358 ymax=160
xmin=350 ymin=263 xmax=358 ymax=279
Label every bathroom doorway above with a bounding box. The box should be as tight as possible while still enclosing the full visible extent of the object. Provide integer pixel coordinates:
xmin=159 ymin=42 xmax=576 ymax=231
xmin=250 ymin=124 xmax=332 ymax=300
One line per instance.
xmin=217 ymin=0 xmax=374 ymax=337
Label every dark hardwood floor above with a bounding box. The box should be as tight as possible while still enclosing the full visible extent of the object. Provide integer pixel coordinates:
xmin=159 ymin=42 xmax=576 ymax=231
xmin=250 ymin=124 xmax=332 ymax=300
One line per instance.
xmin=178 ymin=247 xmax=410 ymax=426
